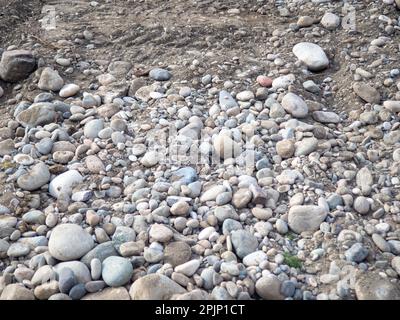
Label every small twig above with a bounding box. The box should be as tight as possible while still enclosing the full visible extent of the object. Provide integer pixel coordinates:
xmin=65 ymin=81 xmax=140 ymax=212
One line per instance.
xmin=29 ymin=34 xmax=62 ymax=50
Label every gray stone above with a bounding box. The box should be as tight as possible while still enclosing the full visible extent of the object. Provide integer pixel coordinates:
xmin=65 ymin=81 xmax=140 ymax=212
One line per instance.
xmin=0 ymin=50 xmax=36 ymax=82
xmin=219 ymin=90 xmax=238 ymax=110
xmin=215 ymin=205 xmax=239 ymax=223
xmin=7 ymin=242 xmax=30 ymax=257
xmin=255 ymin=274 xmax=284 ymax=300
xmin=54 ymin=261 xmax=91 ymax=284
xmin=353 ymin=196 xmax=370 ymax=215
xmin=0 ymin=284 xmax=35 ymax=300
xmin=81 ymin=241 xmax=119 ymax=266
xmin=281 ymin=93 xmax=309 ymax=118
xmin=321 ymin=12 xmax=340 ymax=30
xmin=85 ymin=280 xmax=106 ymax=293
xmin=17 ymin=162 xmax=51 ymax=191
xmin=355 ymin=272 xmax=400 ymax=300
xmin=149 ymin=68 xmax=171 ymax=81
xmin=84 ymin=119 xmax=104 ymax=139
xmin=231 ymin=230 xmax=258 ymax=259
xmin=49 ymin=224 xmax=94 ymax=261
xmin=102 ymin=256 xmax=133 ymax=287
xmin=312 ymin=111 xmax=340 ymax=123
xmin=353 ymin=83 xmax=381 ymax=104
xmin=15 ymin=103 xmax=56 ymax=128
xmin=295 ymin=137 xmax=318 ymax=156
xmin=222 ymin=219 xmax=243 ymax=235
xmin=345 ymin=243 xmax=368 ymax=262
xmin=38 ymin=67 xmax=64 ymax=91
xmin=69 ymin=283 xmax=86 ymax=300
xmin=288 ymin=205 xmax=328 ymax=233
xmin=129 ymin=274 xmax=186 ymax=300
xmin=58 ymin=267 xmax=76 ymax=294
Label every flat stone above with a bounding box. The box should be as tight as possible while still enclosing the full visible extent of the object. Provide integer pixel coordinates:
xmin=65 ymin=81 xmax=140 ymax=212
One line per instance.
xmin=243 ymin=251 xmax=268 ymax=267
xmin=15 ymin=103 xmax=56 ymax=128
xmin=175 ymin=260 xmax=200 ymax=277
xmin=312 ymin=111 xmax=340 ymax=123
xmin=7 ymin=242 xmax=30 ymax=257
xmin=295 ymin=137 xmax=318 ymax=156
xmin=200 ymin=185 xmax=226 ymax=202
xmin=288 ymin=205 xmax=328 ymax=233
xmin=215 ymin=205 xmax=239 ymax=223
xmin=353 ymin=83 xmax=381 ymax=104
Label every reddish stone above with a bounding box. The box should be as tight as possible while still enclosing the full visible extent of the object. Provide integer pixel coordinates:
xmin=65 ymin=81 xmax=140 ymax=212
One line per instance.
xmin=256 ymin=75 xmax=273 ymax=88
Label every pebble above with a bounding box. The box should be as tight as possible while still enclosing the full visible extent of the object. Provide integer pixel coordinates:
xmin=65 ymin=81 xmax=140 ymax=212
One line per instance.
xmin=255 ymin=275 xmax=284 ymax=300
xmin=102 ymin=256 xmax=133 ymax=287
xmin=353 ymin=83 xmax=381 ymax=104
xmin=281 ymin=93 xmax=309 ymax=118
xmin=230 ymin=230 xmax=258 ymax=259
xmin=129 ymin=274 xmax=186 ymax=300
xmin=321 ymin=12 xmax=340 ymax=30
xmin=149 ymin=68 xmax=171 ymax=81
xmin=149 ymin=224 xmax=173 ymax=242
xmin=17 ymin=162 xmax=50 ymax=191
xmin=345 ymin=243 xmax=368 ymax=263
xmin=48 ymin=170 xmax=83 ymax=199
xmin=288 ymin=205 xmax=328 ymax=233
xmin=59 ymin=84 xmax=80 ymax=98
xmin=38 ymin=67 xmax=64 ymax=91
xmin=48 ymin=224 xmax=94 ymax=261
xmin=292 ymin=42 xmax=329 ymax=71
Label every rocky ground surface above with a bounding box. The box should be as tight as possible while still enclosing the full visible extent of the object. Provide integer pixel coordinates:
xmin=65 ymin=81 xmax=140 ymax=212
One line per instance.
xmin=1 ymin=0 xmax=400 ymax=300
